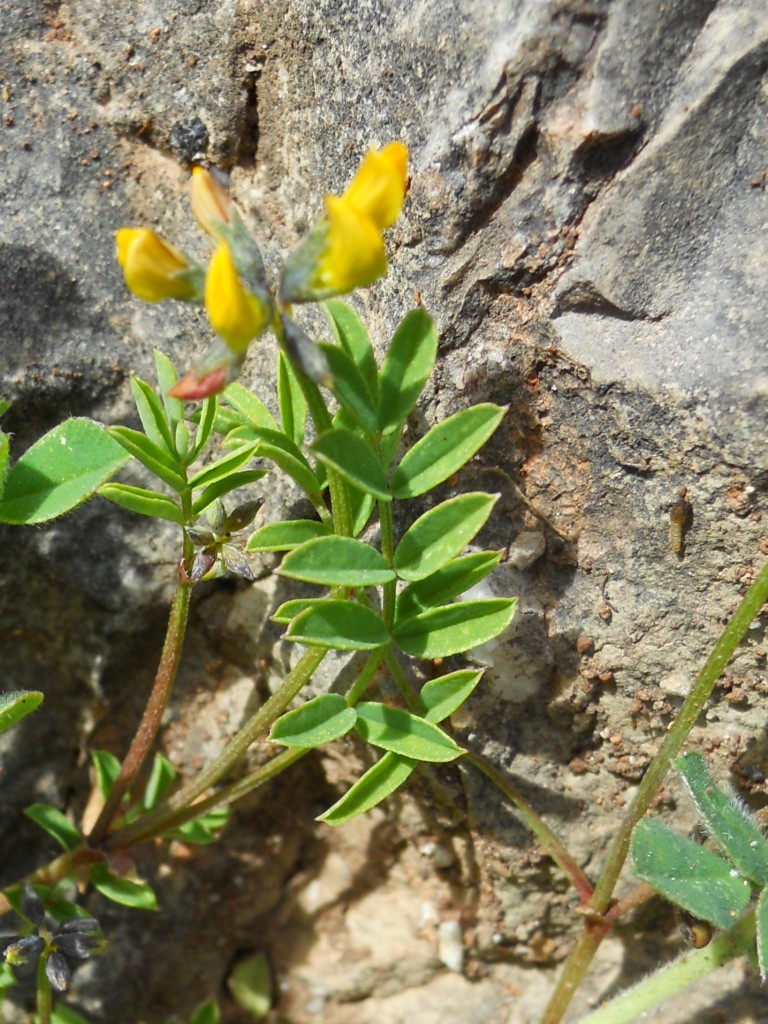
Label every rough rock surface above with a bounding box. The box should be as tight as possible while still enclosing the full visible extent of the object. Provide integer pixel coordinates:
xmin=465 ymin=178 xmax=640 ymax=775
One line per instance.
xmin=1 ymin=1 xmax=767 ymax=1022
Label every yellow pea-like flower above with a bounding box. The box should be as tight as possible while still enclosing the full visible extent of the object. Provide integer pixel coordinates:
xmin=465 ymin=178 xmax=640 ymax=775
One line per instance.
xmin=190 ymin=166 xmax=232 ymax=238
xmin=313 ymin=195 xmax=387 ymax=295
xmin=341 ymin=141 xmax=408 ymax=229
xmin=115 ymin=228 xmax=198 ymax=303
xmin=205 ymin=241 xmax=271 ymax=353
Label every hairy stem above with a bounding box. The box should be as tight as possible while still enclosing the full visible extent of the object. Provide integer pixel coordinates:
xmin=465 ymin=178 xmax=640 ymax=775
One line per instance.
xmin=576 ymin=911 xmax=755 ymax=1024
xmin=541 ymin=558 xmax=768 ymax=1024
xmin=87 ymin=580 xmax=192 ymax=845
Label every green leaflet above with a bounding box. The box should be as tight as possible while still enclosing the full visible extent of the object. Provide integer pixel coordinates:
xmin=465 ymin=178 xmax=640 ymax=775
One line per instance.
xmin=354 ymin=702 xmax=463 ymax=762
xmin=395 ymin=551 xmax=502 ymax=622
xmin=322 ymin=299 xmax=379 ymax=399
xmin=676 ymin=752 xmax=768 ymax=886
xmin=311 ymin=427 xmax=390 ymax=500
xmin=279 ymin=535 xmax=395 ymax=587
xmin=0 ymin=690 xmax=43 ymax=735
xmin=98 ymin=483 xmax=185 ymax=524
xmin=284 ymin=601 xmax=389 ymax=651
xmin=90 ymin=863 xmax=158 ymax=910
xmin=318 ymin=341 xmax=379 ymax=436
xmin=378 ymin=309 xmax=437 ymax=439
xmin=393 ymin=598 xmax=517 ymax=658
xmin=318 ymin=751 xmax=416 ymax=826
xmin=390 ymin=403 xmax=507 ymax=498
xmin=0 ymin=419 xmax=129 ymax=525
xmin=270 ymin=693 xmax=357 ymax=747
xmin=631 ymin=818 xmax=752 ymax=930
xmin=421 ymin=669 xmax=485 ymax=722
xmin=247 ymin=519 xmax=331 ymax=552
xmin=23 ymin=804 xmax=81 ymax=851
xmin=393 ymin=493 xmax=498 ymax=582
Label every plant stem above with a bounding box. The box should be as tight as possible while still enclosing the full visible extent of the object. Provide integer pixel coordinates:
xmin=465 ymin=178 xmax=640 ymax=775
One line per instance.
xmin=464 ymin=748 xmax=594 ymax=905
xmin=378 ymin=498 xmax=397 ymax=630
xmin=576 ymin=911 xmax=755 ymax=1024
xmin=36 ymin=953 xmax=52 ymax=1024
xmin=345 ymin=649 xmax=386 ymax=706
xmin=87 ymin=580 xmax=192 ymax=845
xmin=540 ymin=558 xmax=768 ymax=1024
xmin=104 ymin=645 xmax=327 ymax=849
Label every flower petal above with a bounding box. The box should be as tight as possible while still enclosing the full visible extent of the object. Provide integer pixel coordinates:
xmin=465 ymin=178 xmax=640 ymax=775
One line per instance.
xmin=342 ymin=142 xmax=408 ymax=229
xmin=205 ymin=242 xmax=271 ymax=352
xmin=190 ymin=166 xmax=232 ymax=237
xmin=115 ymin=229 xmax=199 ymax=303
xmin=316 ymin=196 xmax=387 ymax=294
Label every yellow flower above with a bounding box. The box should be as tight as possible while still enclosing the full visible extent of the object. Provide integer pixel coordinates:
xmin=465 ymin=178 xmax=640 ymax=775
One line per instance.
xmin=280 ymin=142 xmax=408 ymax=303
xmin=341 ymin=142 xmax=408 ymax=229
xmin=314 ymin=195 xmax=387 ymax=294
xmin=206 ymin=241 xmax=271 ymax=353
xmin=115 ymin=228 xmax=199 ymax=302
xmin=190 ymin=166 xmax=232 ymax=238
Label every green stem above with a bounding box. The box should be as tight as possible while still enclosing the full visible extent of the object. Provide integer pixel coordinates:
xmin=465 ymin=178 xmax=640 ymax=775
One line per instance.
xmin=378 ymin=499 xmax=397 ymax=631
xmin=87 ymin=580 xmax=192 ymax=845
xmin=464 ymin=748 xmax=594 ymax=905
xmin=104 ymin=645 xmax=327 ymax=849
xmin=576 ymin=911 xmax=755 ymax=1024
xmin=540 ymin=558 xmax=768 ymax=1024
xmin=36 ymin=953 xmax=52 ymax=1024
xmin=345 ymin=649 xmax=387 ymax=706
xmin=382 ymin=646 xmax=424 ymax=713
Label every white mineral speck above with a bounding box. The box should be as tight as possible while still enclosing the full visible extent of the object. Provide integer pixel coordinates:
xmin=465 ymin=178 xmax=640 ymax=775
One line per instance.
xmin=438 ymin=920 xmax=464 ymax=973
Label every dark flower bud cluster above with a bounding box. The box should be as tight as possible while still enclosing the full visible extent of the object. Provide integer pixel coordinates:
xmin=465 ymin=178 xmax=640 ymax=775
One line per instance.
xmin=1 ymin=886 xmax=104 ymax=993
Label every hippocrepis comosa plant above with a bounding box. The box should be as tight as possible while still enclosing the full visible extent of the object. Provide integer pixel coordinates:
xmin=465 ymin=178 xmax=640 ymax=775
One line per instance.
xmin=0 ymin=143 xmax=766 ymax=1024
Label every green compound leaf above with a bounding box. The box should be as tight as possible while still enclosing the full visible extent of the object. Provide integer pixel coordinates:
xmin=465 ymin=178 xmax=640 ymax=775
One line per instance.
xmin=393 ymin=598 xmax=517 ymax=659
xmin=91 ymin=749 xmax=122 ymax=800
xmin=270 ymin=693 xmax=358 ymax=748
xmin=393 ymin=493 xmax=498 ymax=582
xmin=272 ymin=598 xmax=328 ymax=624
xmin=421 ymin=669 xmax=485 ymax=723
xmin=757 ymin=886 xmax=768 ymax=981
xmin=390 ymin=404 xmax=507 ymax=498
xmin=285 ymin=601 xmax=389 ymax=651
xmin=220 ymin=382 xmax=279 ymax=433
xmin=676 ymin=752 xmax=768 ymax=886
xmin=23 ymin=804 xmax=81 ymax=851
xmin=191 ymin=470 xmax=267 ymax=517
xmin=354 ymin=702 xmax=463 ymax=762
xmin=0 ymin=690 xmax=43 ymax=735
xmin=0 ymin=419 xmax=130 ymax=525
xmin=378 ymin=308 xmax=438 ymax=440
xmin=98 ymin=483 xmax=184 ymax=525
xmin=323 ymin=299 xmax=378 ymax=400
xmin=277 ymin=350 xmax=308 ymax=448
xmin=318 ymin=751 xmax=416 ymax=826
xmin=319 ymin=342 xmax=379 ymax=437
xmin=631 ymin=818 xmax=753 ymax=929
xmin=130 ymin=376 xmax=176 ymax=457
xmin=107 ymin=426 xmax=188 ymax=491
xmin=91 ymin=862 xmax=158 ymax=910
xmin=153 ymin=350 xmax=184 ymax=434
xmin=189 ymin=1001 xmax=220 ymax=1024
xmin=279 ymin=536 xmax=395 ymax=587
xmin=395 ymin=551 xmax=502 ymax=622
xmin=311 ymin=427 xmax=390 ymax=501
xmin=142 ymin=753 xmax=176 ymax=811
xmin=248 ymin=518 xmax=331 ymax=552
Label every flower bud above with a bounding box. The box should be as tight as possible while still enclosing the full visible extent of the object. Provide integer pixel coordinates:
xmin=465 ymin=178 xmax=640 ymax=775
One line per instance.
xmin=205 ymin=241 xmax=272 ymax=353
xmin=116 ymin=229 xmax=201 ymax=303
xmin=45 ymin=950 xmax=71 ymax=992
xmin=190 ymin=166 xmax=232 ymax=237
